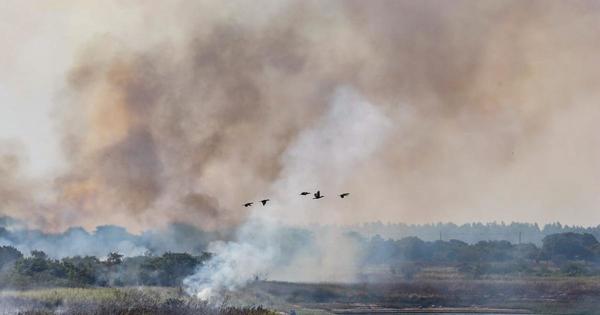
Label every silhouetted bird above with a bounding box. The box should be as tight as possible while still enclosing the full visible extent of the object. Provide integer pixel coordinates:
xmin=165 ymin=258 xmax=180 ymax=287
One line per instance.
xmin=339 ymin=193 xmax=350 ymax=198
xmin=313 ymin=191 xmax=324 ymax=199
xmin=244 ymin=202 xmax=253 ymax=207
xmin=300 ymin=192 xmax=310 ymax=196
xmin=260 ymin=199 xmax=270 ymax=206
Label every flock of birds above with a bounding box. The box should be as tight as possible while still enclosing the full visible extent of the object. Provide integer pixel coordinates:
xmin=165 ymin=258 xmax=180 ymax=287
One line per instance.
xmin=243 ymin=190 xmax=350 ymax=207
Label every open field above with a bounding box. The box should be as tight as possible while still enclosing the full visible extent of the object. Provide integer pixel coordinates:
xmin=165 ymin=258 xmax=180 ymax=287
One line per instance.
xmin=1 ymin=272 xmax=600 ymax=314
xmin=0 ymin=287 xmax=274 ymax=315
xmin=235 ymin=276 xmax=600 ymax=315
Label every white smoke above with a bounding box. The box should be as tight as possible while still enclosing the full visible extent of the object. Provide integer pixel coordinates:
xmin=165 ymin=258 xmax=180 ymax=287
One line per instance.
xmin=183 ymin=86 xmax=393 ymax=302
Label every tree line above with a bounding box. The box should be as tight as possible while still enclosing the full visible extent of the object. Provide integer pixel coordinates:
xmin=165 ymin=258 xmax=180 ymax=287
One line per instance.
xmin=345 ymin=221 xmax=600 ymax=245
xmin=0 ymin=248 xmax=211 ymax=289
xmin=1 ymin=231 xmax=599 ymax=289
xmin=357 ymin=231 xmax=600 ymax=278
xmin=3 ymin=215 xmax=600 ymax=260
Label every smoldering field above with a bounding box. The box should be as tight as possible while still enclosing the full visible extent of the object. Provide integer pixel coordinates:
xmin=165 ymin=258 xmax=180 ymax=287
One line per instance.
xmin=3 ymin=0 xmax=600 ymax=313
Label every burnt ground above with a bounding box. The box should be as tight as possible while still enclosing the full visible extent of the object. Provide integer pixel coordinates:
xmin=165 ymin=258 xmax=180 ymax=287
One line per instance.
xmin=1 ymin=277 xmax=599 ymax=314
xmin=231 ymin=277 xmax=600 ymax=314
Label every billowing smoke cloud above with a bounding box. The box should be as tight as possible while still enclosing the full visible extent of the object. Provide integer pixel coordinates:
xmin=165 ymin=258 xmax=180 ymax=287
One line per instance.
xmin=184 ymin=87 xmax=390 ymax=301
xmin=0 ymin=142 xmax=25 ymax=211
xmin=1 ymin=1 xmax=600 ymax=229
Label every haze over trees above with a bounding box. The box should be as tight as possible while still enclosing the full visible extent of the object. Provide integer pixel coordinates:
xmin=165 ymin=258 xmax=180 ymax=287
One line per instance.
xmin=2 ymin=215 xmax=599 ymax=260
xmin=3 ymin=215 xmax=600 ymax=289
xmin=345 ymin=221 xmax=600 ymax=245
xmin=1 ymin=231 xmax=599 ymax=289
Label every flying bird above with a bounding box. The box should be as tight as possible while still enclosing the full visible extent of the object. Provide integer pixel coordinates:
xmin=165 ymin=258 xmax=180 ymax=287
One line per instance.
xmin=313 ymin=191 xmax=324 ymax=199
xmin=244 ymin=202 xmax=253 ymax=207
xmin=300 ymin=192 xmax=310 ymax=196
xmin=339 ymin=193 xmax=350 ymax=198
xmin=260 ymin=199 xmax=270 ymax=206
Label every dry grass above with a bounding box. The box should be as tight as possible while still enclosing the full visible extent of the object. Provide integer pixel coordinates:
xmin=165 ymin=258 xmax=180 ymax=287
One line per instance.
xmin=0 ymin=287 xmax=275 ymax=315
xmin=0 ymin=287 xmax=181 ymax=304
xmin=2 ymin=276 xmax=600 ymax=314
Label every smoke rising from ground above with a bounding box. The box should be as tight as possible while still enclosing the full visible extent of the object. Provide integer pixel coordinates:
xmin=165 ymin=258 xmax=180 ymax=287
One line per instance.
xmin=184 ymin=87 xmax=389 ymax=300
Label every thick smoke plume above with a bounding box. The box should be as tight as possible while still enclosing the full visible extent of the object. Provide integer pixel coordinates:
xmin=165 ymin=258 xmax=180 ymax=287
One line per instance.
xmin=184 ymin=87 xmax=390 ymax=300
xmin=2 ymin=0 xmax=600 ymax=301
xmin=2 ymin=0 xmax=600 ymax=229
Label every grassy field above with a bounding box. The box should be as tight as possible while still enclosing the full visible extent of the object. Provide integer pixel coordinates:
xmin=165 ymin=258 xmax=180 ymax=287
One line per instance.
xmin=240 ymin=276 xmax=600 ymax=315
xmin=0 ymin=287 xmax=275 ymax=315
xmin=2 ymin=276 xmax=600 ymax=315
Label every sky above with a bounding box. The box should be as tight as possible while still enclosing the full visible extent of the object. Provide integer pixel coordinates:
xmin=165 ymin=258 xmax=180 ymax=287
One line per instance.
xmin=2 ymin=1 xmax=600 ymax=231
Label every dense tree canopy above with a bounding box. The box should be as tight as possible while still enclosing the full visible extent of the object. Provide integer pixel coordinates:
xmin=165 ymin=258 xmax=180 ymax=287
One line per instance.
xmin=541 ymin=233 xmax=600 ymax=261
